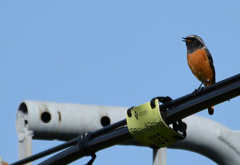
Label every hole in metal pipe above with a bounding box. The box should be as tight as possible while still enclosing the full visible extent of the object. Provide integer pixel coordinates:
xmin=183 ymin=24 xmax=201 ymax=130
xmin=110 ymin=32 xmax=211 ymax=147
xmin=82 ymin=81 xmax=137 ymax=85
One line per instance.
xmin=101 ymin=116 xmax=111 ymax=127
xmin=41 ymin=112 xmax=51 ymax=123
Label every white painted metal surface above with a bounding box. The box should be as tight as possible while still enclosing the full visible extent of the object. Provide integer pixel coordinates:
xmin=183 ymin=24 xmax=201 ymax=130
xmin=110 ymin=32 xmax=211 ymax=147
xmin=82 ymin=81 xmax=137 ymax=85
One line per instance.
xmin=16 ymin=101 xmax=126 ymax=141
xmin=153 ymin=148 xmax=167 ymax=165
xmin=171 ymin=116 xmax=240 ymax=165
xmin=16 ymin=101 xmax=240 ymax=165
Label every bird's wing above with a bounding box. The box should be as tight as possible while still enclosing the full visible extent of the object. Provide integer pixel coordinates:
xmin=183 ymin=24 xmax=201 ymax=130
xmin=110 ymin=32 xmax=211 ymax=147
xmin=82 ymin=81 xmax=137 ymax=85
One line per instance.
xmin=204 ymin=48 xmax=216 ymax=83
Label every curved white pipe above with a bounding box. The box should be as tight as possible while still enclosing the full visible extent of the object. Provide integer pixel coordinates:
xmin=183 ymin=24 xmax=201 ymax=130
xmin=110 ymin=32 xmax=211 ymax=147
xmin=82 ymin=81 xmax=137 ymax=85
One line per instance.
xmin=16 ymin=101 xmax=240 ymax=164
xmin=170 ymin=116 xmax=240 ymax=165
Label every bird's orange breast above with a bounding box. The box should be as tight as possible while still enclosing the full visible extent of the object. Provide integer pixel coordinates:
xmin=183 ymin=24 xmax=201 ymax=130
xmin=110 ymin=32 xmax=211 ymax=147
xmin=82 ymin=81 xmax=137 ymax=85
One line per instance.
xmin=187 ymin=49 xmax=214 ymax=86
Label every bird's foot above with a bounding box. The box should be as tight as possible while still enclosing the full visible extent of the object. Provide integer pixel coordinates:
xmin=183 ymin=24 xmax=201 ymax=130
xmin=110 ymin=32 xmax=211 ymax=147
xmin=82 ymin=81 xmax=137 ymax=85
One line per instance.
xmin=197 ymin=85 xmax=204 ymax=91
xmin=193 ymin=89 xmax=198 ymax=96
xmin=193 ymin=87 xmax=204 ymax=96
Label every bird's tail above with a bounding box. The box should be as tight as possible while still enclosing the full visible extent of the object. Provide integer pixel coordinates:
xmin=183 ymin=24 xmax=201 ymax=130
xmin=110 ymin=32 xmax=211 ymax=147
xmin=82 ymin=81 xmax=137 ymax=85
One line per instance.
xmin=208 ymin=106 xmax=214 ymax=115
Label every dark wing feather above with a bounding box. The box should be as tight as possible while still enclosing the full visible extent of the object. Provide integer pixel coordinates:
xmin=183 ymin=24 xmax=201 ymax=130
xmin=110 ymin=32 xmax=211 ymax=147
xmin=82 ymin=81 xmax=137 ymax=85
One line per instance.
xmin=204 ymin=48 xmax=215 ymax=83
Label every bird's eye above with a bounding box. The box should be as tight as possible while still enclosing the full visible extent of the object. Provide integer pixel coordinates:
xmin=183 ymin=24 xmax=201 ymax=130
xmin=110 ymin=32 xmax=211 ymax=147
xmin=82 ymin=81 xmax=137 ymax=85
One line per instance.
xmin=193 ymin=38 xmax=196 ymax=41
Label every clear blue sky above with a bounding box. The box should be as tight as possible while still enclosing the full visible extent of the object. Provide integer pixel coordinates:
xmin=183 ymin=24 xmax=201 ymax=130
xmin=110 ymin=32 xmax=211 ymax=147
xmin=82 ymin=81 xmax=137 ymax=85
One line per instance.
xmin=1 ymin=1 xmax=240 ymax=164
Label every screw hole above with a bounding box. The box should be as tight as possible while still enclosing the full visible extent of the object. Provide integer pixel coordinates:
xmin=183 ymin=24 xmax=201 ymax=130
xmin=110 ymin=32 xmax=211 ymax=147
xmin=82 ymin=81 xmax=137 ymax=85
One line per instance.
xmin=101 ymin=116 xmax=111 ymax=127
xmin=24 ymin=120 xmax=28 ymax=128
xmin=41 ymin=112 xmax=51 ymax=123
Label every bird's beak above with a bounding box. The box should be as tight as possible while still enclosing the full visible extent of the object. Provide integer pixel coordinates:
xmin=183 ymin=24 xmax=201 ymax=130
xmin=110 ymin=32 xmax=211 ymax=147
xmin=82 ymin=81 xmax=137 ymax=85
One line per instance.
xmin=182 ymin=37 xmax=191 ymax=42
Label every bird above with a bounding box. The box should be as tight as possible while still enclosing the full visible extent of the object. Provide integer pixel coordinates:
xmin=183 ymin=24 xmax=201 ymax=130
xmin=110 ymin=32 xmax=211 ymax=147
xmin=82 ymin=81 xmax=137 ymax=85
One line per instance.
xmin=182 ymin=35 xmax=215 ymax=115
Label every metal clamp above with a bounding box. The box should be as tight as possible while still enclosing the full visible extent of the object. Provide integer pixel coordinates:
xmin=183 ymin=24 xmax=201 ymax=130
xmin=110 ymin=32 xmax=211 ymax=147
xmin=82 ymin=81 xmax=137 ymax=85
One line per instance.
xmin=126 ymin=97 xmax=186 ymax=149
